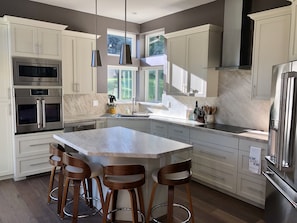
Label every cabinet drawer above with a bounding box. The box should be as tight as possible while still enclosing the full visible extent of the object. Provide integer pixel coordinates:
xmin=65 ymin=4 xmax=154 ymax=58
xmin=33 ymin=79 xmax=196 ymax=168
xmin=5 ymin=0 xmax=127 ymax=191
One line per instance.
xmin=193 ymin=144 xmax=238 ymax=170
xmin=168 ymin=124 xmax=189 ymax=143
xmin=15 ymin=130 xmax=62 ymax=157
xmin=15 ymin=154 xmax=52 ymax=178
xmin=237 ymin=173 xmax=266 ymax=206
xmin=190 ymin=128 xmax=238 ymax=149
xmin=239 ymin=139 xmax=268 ymax=152
xmin=192 ymin=162 xmax=237 ymax=193
xmin=238 ymin=150 xmax=266 ymax=179
xmin=150 ymin=121 xmax=168 ymax=137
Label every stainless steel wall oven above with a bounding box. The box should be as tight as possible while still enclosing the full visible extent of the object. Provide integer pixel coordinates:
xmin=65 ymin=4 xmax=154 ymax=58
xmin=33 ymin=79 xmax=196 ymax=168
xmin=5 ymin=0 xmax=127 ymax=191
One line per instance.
xmin=14 ymin=88 xmax=63 ymax=134
xmin=13 ymin=57 xmax=62 ymax=86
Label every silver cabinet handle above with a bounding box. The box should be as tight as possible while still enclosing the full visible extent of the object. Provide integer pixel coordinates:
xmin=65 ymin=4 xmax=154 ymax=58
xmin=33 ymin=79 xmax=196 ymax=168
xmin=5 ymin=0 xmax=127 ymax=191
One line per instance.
xmin=42 ymin=99 xmax=46 ymax=128
xmin=36 ymin=99 xmax=41 ymax=129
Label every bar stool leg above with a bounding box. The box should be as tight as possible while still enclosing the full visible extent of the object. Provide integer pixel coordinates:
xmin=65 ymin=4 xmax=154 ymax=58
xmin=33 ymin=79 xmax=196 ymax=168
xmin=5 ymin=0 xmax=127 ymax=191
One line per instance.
xmin=61 ymin=178 xmax=70 ymax=218
xmin=111 ymin=190 xmax=118 ymax=221
xmin=137 ymin=186 xmax=145 ymax=215
xmin=72 ymin=180 xmax=81 ymax=223
xmin=94 ymin=176 xmax=105 ymax=213
xmin=128 ymin=189 xmax=138 ymax=223
xmin=186 ymin=183 xmax=194 ymax=223
xmin=103 ymin=190 xmax=113 ymax=223
xmin=167 ymin=185 xmax=175 ymax=223
xmin=47 ymin=166 xmax=56 ymax=203
xmin=146 ymin=182 xmax=158 ymax=223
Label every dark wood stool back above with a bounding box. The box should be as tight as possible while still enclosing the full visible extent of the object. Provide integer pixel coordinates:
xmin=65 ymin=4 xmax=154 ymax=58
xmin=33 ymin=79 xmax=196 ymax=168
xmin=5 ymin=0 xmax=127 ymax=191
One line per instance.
xmin=102 ymin=164 xmax=145 ymax=223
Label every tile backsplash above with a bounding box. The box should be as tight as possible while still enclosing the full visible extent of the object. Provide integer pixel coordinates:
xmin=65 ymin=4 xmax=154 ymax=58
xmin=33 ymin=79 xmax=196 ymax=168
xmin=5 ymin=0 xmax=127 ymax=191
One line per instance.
xmin=64 ymin=69 xmax=270 ymax=131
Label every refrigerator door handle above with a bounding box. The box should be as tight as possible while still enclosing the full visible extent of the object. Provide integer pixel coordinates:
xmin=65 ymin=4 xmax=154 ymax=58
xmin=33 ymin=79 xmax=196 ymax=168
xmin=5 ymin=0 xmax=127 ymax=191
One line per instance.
xmin=263 ymin=170 xmax=297 ymax=209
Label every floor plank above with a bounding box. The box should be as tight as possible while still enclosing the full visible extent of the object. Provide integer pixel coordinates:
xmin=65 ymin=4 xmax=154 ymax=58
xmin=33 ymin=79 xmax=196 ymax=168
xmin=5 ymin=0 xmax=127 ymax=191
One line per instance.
xmin=0 ymin=173 xmax=265 ymax=223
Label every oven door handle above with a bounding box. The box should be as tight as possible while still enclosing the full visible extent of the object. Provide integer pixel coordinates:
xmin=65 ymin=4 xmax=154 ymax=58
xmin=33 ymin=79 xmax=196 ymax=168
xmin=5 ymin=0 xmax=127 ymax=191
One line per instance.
xmin=41 ymin=99 xmax=46 ymax=128
xmin=36 ymin=99 xmax=41 ymax=129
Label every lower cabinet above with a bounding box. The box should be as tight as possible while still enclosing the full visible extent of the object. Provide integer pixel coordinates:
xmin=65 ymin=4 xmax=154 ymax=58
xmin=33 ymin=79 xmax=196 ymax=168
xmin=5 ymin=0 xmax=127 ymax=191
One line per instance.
xmin=237 ymin=138 xmax=267 ymax=207
xmin=190 ymin=128 xmax=239 ymax=193
xmin=107 ymin=118 xmax=150 ymax=133
xmin=150 ymin=120 xmax=168 ymax=137
xmin=14 ymin=130 xmax=63 ymax=181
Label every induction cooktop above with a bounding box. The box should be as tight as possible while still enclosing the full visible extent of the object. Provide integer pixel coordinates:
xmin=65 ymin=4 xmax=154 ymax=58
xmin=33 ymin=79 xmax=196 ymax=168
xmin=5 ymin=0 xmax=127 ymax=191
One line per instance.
xmin=199 ymin=123 xmax=247 ymax=134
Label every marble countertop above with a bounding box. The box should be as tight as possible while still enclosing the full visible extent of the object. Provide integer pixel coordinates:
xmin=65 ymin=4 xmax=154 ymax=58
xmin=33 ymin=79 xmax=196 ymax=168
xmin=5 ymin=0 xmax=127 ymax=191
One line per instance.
xmin=63 ymin=114 xmax=268 ymax=142
xmin=53 ymin=126 xmax=193 ymax=158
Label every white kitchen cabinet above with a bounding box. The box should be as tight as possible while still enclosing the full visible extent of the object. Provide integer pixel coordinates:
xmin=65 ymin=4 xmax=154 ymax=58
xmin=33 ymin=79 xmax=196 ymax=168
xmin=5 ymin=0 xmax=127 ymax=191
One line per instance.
xmin=107 ymin=118 xmax=150 ymax=133
xmin=14 ymin=130 xmax=63 ymax=181
xmin=0 ymin=20 xmax=13 ymax=179
xmin=167 ymin=123 xmax=189 ymax=143
xmin=4 ymin=16 xmax=66 ymax=59
xmin=150 ymin=120 xmax=168 ymax=138
xmin=189 ymin=128 xmax=239 ymax=193
xmin=290 ymin=1 xmax=297 ymax=61
xmin=96 ymin=119 xmax=107 ymax=129
xmin=165 ymin=25 xmax=222 ymax=97
xmin=249 ymin=7 xmax=291 ymax=100
xmin=62 ymin=30 xmax=97 ymax=94
xmin=237 ymin=138 xmax=267 ymax=207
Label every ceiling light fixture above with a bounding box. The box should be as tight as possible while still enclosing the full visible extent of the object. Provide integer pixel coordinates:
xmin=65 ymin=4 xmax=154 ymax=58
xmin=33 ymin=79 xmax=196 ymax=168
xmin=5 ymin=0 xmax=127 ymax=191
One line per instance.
xmin=91 ymin=0 xmax=102 ymax=67
xmin=119 ymin=0 xmax=132 ymax=65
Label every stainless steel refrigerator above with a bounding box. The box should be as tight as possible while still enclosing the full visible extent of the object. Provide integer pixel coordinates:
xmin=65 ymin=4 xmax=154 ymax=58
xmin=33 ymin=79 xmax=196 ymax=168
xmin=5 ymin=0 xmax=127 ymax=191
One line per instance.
xmin=264 ymin=61 xmax=297 ymax=223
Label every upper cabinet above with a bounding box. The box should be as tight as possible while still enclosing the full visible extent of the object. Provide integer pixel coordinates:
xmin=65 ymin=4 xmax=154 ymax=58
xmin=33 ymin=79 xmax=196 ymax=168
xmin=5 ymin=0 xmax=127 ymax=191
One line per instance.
xmin=289 ymin=0 xmax=297 ymax=61
xmin=249 ymin=7 xmax=291 ymax=100
xmin=62 ymin=30 xmax=97 ymax=94
xmin=165 ymin=25 xmax=222 ymax=97
xmin=4 ymin=16 xmax=67 ymax=59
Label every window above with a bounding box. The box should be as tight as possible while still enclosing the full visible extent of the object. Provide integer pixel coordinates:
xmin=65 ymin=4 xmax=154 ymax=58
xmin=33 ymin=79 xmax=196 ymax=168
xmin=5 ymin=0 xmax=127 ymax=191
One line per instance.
xmin=107 ymin=66 xmax=137 ymax=101
xmin=145 ymin=31 xmax=165 ymax=57
xmin=144 ymin=67 xmax=164 ymax=102
xmin=107 ymin=29 xmax=136 ymax=57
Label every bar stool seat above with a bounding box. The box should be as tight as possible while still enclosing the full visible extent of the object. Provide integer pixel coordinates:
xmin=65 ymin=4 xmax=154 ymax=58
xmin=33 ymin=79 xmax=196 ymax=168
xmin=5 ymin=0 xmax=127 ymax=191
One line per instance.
xmin=146 ymin=159 xmax=194 ymax=223
xmin=102 ymin=164 xmax=146 ymax=223
xmin=60 ymin=152 xmax=105 ymax=223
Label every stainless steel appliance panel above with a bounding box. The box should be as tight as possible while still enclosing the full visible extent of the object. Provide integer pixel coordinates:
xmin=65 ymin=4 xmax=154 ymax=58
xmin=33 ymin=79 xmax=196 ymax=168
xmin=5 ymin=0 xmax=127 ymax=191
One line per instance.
xmin=13 ymin=57 xmax=62 ymax=86
xmin=15 ymin=88 xmax=63 ymax=134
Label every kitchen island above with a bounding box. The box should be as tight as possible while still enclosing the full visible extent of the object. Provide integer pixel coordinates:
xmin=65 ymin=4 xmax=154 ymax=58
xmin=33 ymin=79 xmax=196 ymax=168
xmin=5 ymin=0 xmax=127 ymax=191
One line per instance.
xmin=53 ymin=126 xmax=193 ymax=219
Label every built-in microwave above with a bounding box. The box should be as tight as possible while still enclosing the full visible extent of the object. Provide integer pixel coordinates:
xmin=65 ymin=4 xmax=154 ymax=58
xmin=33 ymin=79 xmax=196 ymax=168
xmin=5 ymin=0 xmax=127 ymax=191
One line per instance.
xmin=13 ymin=57 xmax=62 ymax=86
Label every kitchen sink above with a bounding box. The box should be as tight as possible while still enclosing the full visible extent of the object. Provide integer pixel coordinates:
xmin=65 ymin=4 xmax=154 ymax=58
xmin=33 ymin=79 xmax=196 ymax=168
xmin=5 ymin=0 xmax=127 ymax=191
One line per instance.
xmin=115 ymin=113 xmax=150 ymax=118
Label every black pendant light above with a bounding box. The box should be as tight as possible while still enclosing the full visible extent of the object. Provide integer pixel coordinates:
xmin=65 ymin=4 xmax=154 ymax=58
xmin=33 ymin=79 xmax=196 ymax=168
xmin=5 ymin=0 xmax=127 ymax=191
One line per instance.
xmin=91 ymin=0 xmax=102 ymax=67
xmin=119 ymin=0 xmax=132 ymax=65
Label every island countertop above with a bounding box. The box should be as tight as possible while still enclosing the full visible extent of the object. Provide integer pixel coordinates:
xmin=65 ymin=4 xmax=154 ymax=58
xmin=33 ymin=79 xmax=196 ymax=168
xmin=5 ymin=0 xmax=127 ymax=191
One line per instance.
xmin=53 ymin=126 xmax=193 ymax=158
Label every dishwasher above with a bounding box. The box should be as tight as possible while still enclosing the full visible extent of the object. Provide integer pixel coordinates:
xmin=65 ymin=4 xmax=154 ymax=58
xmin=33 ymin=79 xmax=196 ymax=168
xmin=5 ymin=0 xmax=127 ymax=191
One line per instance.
xmin=64 ymin=120 xmax=96 ymax=152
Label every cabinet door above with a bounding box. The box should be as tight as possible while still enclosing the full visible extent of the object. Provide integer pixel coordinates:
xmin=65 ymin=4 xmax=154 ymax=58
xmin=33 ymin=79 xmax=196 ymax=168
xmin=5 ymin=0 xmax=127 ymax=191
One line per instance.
xmin=62 ymin=35 xmax=76 ymax=94
xmin=0 ymin=101 xmax=13 ymax=178
xmin=75 ymin=37 xmax=97 ymax=94
xmin=10 ymin=24 xmax=37 ymax=56
xmin=167 ymin=36 xmax=187 ymax=94
xmin=150 ymin=121 xmax=168 ymax=137
xmin=37 ymin=28 xmax=61 ymax=59
xmin=250 ymin=7 xmax=291 ymax=99
xmin=0 ymin=23 xmax=11 ymax=100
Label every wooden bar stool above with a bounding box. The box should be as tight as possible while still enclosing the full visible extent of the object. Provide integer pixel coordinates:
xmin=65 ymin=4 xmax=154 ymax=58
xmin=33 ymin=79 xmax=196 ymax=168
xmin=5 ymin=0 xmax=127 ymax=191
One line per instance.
xmin=146 ymin=159 xmax=194 ymax=223
xmin=48 ymin=143 xmax=65 ymax=203
xmin=102 ymin=164 xmax=146 ymax=223
xmin=60 ymin=152 xmax=105 ymax=223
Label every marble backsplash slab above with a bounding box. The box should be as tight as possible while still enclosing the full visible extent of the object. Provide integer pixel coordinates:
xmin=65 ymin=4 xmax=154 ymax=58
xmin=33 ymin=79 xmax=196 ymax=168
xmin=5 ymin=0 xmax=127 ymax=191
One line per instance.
xmin=63 ymin=69 xmax=270 ymax=131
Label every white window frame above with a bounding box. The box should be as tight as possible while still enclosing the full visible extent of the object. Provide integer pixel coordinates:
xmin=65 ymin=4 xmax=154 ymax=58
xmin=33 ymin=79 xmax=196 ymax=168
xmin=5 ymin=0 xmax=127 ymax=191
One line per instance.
xmin=107 ymin=29 xmax=136 ymax=58
xmin=143 ymin=66 xmax=164 ymax=102
xmin=145 ymin=30 xmax=165 ymax=57
xmin=107 ymin=65 xmax=138 ymax=101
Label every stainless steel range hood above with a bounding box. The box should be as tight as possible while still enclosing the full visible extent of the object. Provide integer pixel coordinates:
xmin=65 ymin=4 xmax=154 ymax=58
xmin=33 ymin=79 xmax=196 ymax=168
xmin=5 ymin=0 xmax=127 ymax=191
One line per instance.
xmin=220 ymin=0 xmax=252 ymax=69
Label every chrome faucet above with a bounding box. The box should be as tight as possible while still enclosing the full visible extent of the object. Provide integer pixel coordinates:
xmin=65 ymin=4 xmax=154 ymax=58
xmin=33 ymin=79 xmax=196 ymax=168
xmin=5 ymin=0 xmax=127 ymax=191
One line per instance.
xmin=131 ymin=97 xmax=137 ymax=114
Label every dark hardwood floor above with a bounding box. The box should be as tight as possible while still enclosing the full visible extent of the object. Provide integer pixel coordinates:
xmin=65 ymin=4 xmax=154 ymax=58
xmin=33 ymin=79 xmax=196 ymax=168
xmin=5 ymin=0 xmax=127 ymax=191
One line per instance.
xmin=0 ymin=173 xmax=265 ymax=223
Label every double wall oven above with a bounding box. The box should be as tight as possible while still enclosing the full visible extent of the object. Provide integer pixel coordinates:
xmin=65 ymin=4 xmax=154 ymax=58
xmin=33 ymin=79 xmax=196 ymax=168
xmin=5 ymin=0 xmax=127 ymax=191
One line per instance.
xmin=13 ymin=57 xmax=63 ymax=134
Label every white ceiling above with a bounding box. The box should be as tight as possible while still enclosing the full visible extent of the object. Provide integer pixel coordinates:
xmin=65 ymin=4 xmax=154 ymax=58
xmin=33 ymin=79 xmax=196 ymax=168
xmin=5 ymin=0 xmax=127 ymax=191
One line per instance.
xmin=30 ymin=0 xmax=216 ymax=24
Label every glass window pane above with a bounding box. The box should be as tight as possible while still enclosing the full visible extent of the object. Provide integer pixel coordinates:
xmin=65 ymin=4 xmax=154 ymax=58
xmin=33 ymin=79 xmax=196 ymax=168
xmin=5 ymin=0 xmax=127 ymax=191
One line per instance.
xmin=157 ymin=70 xmax=164 ymax=101
xmin=121 ymin=70 xmax=133 ymax=100
xmin=107 ymin=68 xmax=119 ymax=99
xmin=107 ymin=34 xmax=132 ymax=55
xmin=148 ymin=70 xmax=156 ymax=101
xmin=149 ymin=35 xmax=165 ymax=56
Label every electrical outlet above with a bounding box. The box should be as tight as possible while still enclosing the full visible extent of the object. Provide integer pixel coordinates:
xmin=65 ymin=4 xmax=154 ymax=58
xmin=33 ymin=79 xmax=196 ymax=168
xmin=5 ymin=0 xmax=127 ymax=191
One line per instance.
xmin=93 ymin=100 xmax=99 ymax=107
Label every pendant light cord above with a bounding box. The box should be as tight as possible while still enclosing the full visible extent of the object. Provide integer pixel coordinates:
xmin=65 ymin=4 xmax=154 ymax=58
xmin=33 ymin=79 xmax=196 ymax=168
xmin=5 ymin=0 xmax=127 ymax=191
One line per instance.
xmin=95 ymin=0 xmax=97 ymax=48
xmin=124 ymin=0 xmax=127 ymax=44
